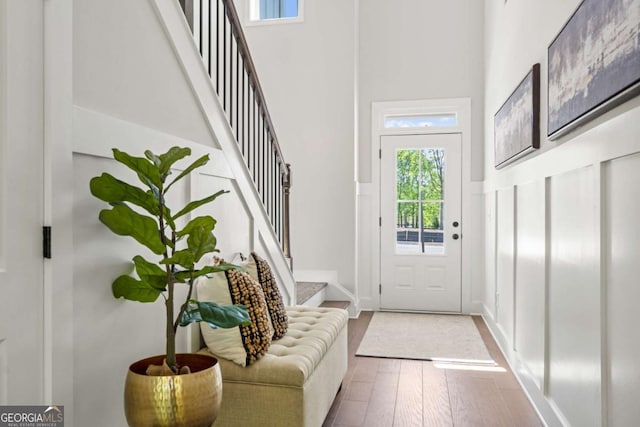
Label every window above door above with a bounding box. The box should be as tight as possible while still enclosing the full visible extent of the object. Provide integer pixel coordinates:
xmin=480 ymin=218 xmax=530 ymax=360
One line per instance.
xmin=384 ymin=113 xmax=458 ymax=129
xmin=247 ymin=0 xmax=304 ymax=26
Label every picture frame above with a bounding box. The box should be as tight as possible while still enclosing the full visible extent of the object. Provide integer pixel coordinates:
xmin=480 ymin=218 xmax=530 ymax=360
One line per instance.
xmin=547 ymin=0 xmax=640 ymax=140
xmin=494 ymin=64 xmax=540 ymax=169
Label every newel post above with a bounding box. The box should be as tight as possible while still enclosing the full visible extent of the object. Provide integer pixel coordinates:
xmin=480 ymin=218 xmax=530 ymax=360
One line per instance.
xmin=282 ymin=163 xmax=292 ymax=268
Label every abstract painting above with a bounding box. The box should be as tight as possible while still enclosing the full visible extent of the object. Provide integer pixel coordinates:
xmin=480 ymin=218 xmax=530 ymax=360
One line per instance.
xmin=548 ymin=0 xmax=640 ymax=139
xmin=494 ymin=64 xmax=540 ymax=169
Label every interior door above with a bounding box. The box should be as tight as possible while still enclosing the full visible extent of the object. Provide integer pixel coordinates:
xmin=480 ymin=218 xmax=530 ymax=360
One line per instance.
xmin=0 ymin=0 xmax=45 ymax=403
xmin=380 ymin=133 xmax=462 ymax=312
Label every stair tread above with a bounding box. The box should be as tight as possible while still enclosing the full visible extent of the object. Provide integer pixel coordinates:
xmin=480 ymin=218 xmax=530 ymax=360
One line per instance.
xmin=320 ymin=300 xmax=350 ymax=310
xmin=296 ymin=281 xmax=328 ymax=305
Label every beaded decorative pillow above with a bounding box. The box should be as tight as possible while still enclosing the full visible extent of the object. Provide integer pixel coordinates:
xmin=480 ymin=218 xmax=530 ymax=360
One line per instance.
xmin=245 ymin=252 xmax=289 ymax=340
xmin=196 ymin=269 xmax=272 ymax=366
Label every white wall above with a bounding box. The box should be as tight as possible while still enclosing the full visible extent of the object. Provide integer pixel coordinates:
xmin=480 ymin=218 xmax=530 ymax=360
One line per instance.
xmin=358 ymin=0 xmax=485 ymax=183
xmin=233 ymin=0 xmax=357 ymax=294
xmin=73 ymin=0 xmax=215 ymax=148
xmin=483 ymin=0 xmax=640 ymax=425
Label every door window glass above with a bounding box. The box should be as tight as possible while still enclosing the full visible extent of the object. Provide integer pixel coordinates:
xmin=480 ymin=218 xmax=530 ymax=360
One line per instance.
xmin=395 ymin=148 xmax=445 ymax=255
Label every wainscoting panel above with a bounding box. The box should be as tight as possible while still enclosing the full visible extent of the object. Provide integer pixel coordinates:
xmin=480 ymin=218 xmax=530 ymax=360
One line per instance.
xmin=483 ymin=190 xmax=497 ymax=319
xmin=514 ymin=179 xmax=546 ymax=391
xmin=604 ymin=153 xmax=640 ymax=426
xmin=496 ymin=187 xmax=515 ymax=348
xmin=548 ymin=166 xmax=601 ymax=427
xmin=356 ymin=189 xmax=374 ymax=310
xmin=194 ymin=173 xmax=251 ymax=259
xmin=470 ymin=191 xmax=486 ymax=311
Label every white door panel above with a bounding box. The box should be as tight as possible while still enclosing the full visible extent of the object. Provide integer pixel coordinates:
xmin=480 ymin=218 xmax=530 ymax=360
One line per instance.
xmin=0 ymin=0 xmax=45 ymax=403
xmin=380 ymin=134 xmax=462 ymax=312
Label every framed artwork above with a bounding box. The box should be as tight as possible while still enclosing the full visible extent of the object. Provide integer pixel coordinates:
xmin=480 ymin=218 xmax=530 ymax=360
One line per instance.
xmin=494 ymin=64 xmax=540 ymax=169
xmin=548 ymin=0 xmax=640 ymax=139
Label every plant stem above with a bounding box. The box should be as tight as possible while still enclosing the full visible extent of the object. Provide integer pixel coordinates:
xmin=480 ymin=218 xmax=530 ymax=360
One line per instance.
xmin=158 ymin=189 xmax=178 ymax=374
xmin=174 ymin=267 xmax=196 ymax=331
xmin=166 ymin=281 xmax=176 ymax=372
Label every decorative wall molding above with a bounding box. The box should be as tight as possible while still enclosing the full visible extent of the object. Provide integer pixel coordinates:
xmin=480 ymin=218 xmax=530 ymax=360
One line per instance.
xmin=73 ymin=106 xmax=234 ymax=179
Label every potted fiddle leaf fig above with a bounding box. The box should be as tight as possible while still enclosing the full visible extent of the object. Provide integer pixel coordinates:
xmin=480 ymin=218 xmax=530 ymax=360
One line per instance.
xmin=90 ymin=146 xmax=249 ymax=427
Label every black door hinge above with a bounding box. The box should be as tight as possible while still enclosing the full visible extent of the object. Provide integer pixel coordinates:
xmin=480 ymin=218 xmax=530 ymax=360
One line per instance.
xmin=43 ymin=226 xmax=52 ymax=259
xmin=379 ymin=284 xmax=382 ymax=295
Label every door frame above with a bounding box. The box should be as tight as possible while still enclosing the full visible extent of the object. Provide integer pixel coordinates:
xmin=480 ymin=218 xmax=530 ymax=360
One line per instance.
xmin=370 ymin=98 xmax=473 ymax=312
xmin=380 ymin=133 xmax=463 ymax=312
xmin=43 ymin=0 xmax=75 ymax=410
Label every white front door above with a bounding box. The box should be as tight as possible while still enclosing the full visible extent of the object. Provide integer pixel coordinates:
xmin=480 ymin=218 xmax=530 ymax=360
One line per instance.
xmin=0 ymin=0 xmax=45 ymax=403
xmin=380 ymin=133 xmax=462 ymax=312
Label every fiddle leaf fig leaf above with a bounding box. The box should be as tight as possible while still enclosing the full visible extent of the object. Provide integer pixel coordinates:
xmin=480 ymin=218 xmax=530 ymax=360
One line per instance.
xmin=186 ymin=227 xmax=217 ymax=264
xmin=90 ymin=173 xmax=159 ymax=216
xmin=133 ymin=255 xmax=167 ymax=290
xmin=176 ymin=216 xmax=216 ymax=238
xmin=173 ymin=263 xmax=241 ymax=282
xmin=113 ymin=275 xmax=162 ymax=303
xmin=172 ymin=190 xmax=228 ymax=220
xmin=144 ymin=150 xmax=162 ymax=168
xmin=166 ymin=154 xmax=209 ymax=191
xmin=113 ymin=148 xmax=162 ymax=189
xmin=179 ymin=300 xmax=250 ymax=328
xmin=160 ymin=249 xmax=195 ymax=269
xmin=156 ymin=146 xmax=191 ymax=180
xmin=98 ymin=205 xmax=165 ymax=255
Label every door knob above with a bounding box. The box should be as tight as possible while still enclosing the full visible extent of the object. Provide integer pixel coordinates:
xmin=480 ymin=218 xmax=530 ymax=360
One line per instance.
xmin=452 ymin=221 xmax=459 ymax=227
xmin=452 ymin=233 xmax=460 ymax=240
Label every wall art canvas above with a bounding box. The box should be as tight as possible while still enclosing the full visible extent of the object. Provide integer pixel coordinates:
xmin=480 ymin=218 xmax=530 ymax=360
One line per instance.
xmin=494 ymin=64 xmax=540 ymax=169
xmin=548 ymin=0 xmax=640 ymax=139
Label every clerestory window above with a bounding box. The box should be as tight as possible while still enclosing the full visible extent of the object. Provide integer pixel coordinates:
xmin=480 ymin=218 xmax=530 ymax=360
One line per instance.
xmin=248 ymin=0 xmax=303 ymax=24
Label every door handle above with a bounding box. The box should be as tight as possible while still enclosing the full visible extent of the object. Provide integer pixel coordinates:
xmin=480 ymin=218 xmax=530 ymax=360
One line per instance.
xmin=452 ymin=233 xmax=460 ymax=240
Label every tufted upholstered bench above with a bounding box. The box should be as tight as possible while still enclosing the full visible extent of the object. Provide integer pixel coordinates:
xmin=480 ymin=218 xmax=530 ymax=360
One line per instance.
xmin=198 ymin=306 xmax=349 ymax=427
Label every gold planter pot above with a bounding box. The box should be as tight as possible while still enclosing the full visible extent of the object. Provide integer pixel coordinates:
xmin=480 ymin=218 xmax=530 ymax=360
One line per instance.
xmin=124 ymin=354 xmax=222 ymax=427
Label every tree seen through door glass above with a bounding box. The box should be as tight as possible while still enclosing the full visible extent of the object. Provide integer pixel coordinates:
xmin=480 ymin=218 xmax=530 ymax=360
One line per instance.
xmin=395 ymin=148 xmax=445 ymax=255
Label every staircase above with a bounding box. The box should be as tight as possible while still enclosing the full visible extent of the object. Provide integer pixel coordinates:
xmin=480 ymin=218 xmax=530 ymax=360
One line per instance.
xmin=167 ymin=1 xmax=354 ymax=313
xmin=178 ymin=0 xmax=291 ymax=261
xmin=150 ymin=0 xmax=296 ymax=298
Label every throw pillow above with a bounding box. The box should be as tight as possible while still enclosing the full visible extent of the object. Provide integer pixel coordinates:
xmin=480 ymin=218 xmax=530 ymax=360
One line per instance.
xmin=245 ymin=252 xmax=288 ymax=339
xmin=196 ymin=269 xmax=272 ymax=366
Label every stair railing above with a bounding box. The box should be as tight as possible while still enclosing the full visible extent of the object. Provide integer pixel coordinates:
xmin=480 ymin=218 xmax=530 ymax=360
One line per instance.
xmin=178 ymin=0 xmax=292 ymax=263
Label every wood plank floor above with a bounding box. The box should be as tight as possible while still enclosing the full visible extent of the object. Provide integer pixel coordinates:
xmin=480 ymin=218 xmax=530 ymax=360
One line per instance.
xmin=322 ymin=311 xmax=542 ymax=427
